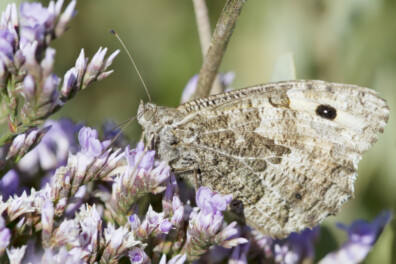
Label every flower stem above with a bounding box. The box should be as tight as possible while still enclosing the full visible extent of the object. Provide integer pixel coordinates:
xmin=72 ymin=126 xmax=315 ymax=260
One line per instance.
xmin=192 ymin=0 xmax=247 ymax=99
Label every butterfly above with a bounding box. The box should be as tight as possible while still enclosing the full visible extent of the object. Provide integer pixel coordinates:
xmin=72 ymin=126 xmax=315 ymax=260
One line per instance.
xmin=137 ymin=79 xmax=389 ymax=238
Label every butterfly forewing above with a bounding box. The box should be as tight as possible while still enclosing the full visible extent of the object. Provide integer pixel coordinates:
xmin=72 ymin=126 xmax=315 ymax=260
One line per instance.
xmin=138 ymin=80 xmax=389 ymax=238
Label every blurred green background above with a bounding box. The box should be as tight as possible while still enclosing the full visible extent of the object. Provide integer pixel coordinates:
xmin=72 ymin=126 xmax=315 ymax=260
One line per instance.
xmin=2 ymin=0 xmax=396 ymax=263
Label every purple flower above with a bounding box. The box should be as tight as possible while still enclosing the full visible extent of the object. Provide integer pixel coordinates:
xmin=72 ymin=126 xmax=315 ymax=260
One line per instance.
xmin=60 ymin=67 xmax=77 ymax=98
xmin=102 ymin=224 xmax=141 ymax=263
xmin=63 ymin=126 xmax=123 ymax=195
xmin=274 ymin=243 xmax=299 ymax=264
xmin=0 ymin=169 xmax=20 ymax=199
xmin=128 ymin=247 xmax=150 ymax=264
xmin=110 ymin=143 xmax=171 ymax=221
xmin=79 ymin=126 xmax=109 ymax=158
xmin=139 ymin=206 xmax=173 ymax=237
xmin=128 ymin=142 xmax=155 ymax=171
xmin=54 ymin=0 xmax=77 ymax=38
xmin=181 ymin=187 xmax=247 ymax=261
xmin=229 ymin=242 xmax=249 ymax=264
xmin=128 ymin=214 xmax=141 ymax=232
xmin=129 ymin=207 xmax=173 ymax=239
xmin=22 ymin=74 xmax=36 ymax=99
xmin=171 ymin=195 xmax=184 ymax=226
xmin=41 ymin=73 xmax=59 ymax=102
xmin=82 ymin=47 xmax=120 ymax=88
xmin=159 ymin=254 xmax=187 ymax=264
xmin=41 ymin=200 xmax=54 ymax=245
xmin=51 ymin=219 xmax=80 ymax=247
xmin=319 ymin=211 xmax=392 ymax=264
xmin=196 ymin=187 xmax=232 ymax=215
xmin=41 ymin=48 xmax=56 ymax=77
xmin=18 ymin=119 xmax=81 ymax=173
xmin=0 ymin=29 xmax=16 ymax=72
xmin=42 ymin=247 xmax=85 ymax=264
xmin=19 ymin=2 xmax=55 ymax=46
xmin=0 ymin=216 xmax=11 ymax=254
xmin=159 ymin=219 xmax=173 ymax=233
xmin=75 ymin=204 xmax=102 ymax=262
xmin=5 ymin=128 xmax=45 ymax=161
xmin=0 ymin=3 xmax=18 ymax=29
xmin=6 ymin=246 xmax=27 ymax=264
xmin=264 ymin=227 xmax=320 ymax=264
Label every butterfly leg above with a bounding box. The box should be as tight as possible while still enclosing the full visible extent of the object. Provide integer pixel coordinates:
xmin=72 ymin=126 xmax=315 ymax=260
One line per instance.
xmin=193 ymin=168 xmax=203 ymax=191
xmin=172 ymin=167 xmax=202 ymax=190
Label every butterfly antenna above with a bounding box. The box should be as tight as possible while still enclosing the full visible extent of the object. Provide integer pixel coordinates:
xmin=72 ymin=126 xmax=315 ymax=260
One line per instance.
xmin=110 ymin=29 xmax=152 ymax=102
xmin=104 ymin=116 xmax=137 ymax=147
xmin=104 ymin=116 xmax=137 ymax=140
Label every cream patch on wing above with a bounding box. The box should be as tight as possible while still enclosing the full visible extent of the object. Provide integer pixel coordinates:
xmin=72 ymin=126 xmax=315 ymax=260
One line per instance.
xmin=287 ymin=95 xmax=366 ymax=133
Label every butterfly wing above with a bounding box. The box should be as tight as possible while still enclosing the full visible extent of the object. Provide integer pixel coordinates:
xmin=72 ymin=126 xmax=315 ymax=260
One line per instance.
xmin=169 ymin=80 xmax=388 ymax=238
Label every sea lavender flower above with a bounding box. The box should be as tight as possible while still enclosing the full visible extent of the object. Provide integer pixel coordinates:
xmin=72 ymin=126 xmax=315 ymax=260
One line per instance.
xmin=82 ymin=47 xmax=120 ymax=88
xmin=0 ymin=1 xmax=118 ymax=159
xmin=6 ymin=245 xmax=27 ymax=264
xmin=74 ymin=204 xmax=102 ymax=263
xmin=229 ymin=242 xmax=250 ymax=264
xmin=129 ymin=206 xmax=173 ymax=240
xmin=274 ymin=243 xmax=299 ymax=264
xmin=19 ymin=0 xmax=76 ymax=49
xmin=67 ymin=126 xmax=123 ymax=194
xmin=159 ymin=253 xmax=187 ymax=264
xmin=162 ymin=174 xmax=184 ymax=228
xmin=0 ymin=3 xmax=18 ymax=29
xmin=41 ymin=199 xmax=55 ymax=246
xmin=0 ymin=215 xmax=11 ymax=255
xmin=0 ymin=169 xmax=20 ymax=199
xmin=17 ymin=118 xmax=82 ymax=174
xmin=101 ymin=223 xmax=142 ymax=263
xmin=42 ymin=247 xmax=85 ymax=264
xmin=4 ymin=127 xmax=48 ymax=164
xmin=270 ymin=227 xmax=319 ymax=264
xmin=128 ymin=246 xmax=150 ymax=264
xmin=50 ymin=219 xmax=80 ymax=248
xmin=0 ymin=126 xmax=47 ymax=171
xmin=109 ymin=142 xmax=171 ymax=224
xmin=0 ymin=28 xmax=17 ymax=76
xmin=50 ymin=126 xmax=123 ymax=215
xmin=181 ymin=187 xmax=247 ymax=261
xmin=319 ymin=211 xmax=392 ymax=264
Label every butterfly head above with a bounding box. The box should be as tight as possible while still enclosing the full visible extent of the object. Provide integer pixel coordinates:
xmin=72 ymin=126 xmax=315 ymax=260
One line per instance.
xmin=137 ymin=101 xmax=178 ymax=140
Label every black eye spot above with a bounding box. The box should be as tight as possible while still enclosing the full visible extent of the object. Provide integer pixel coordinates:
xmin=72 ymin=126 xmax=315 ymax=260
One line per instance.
xmin=295 ymin=193 xmax=302 ymax=200
xmin=316 ymin=104 xmax=337 ymax=120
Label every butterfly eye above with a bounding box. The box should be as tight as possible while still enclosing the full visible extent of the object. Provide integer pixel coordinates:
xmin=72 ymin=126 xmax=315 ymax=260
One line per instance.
xmin=143 ymin=109 xmax=155 ymax=121
xmin=315 ymin=104 xmax=337 ymax=120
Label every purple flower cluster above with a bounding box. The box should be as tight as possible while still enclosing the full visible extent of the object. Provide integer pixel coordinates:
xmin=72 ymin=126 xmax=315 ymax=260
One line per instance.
xmin=53 ymin=126 xmax=123 ymax=214
xmin=129 ymin=206 xmax=173 ymax=240
xmin=0 ymin=0 xmax=118 ymax=169
xmin=319 ymin=211 xmax=392 ymax=264
xmin=109 ymin=142 xmax=171 ymax=224
xmin=181 ymin=187 xmax=248 ymax=261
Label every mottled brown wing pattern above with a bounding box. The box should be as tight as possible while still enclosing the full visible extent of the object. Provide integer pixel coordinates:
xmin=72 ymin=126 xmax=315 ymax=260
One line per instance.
xmin=137 ymin=80 xmax=389 ymax=238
